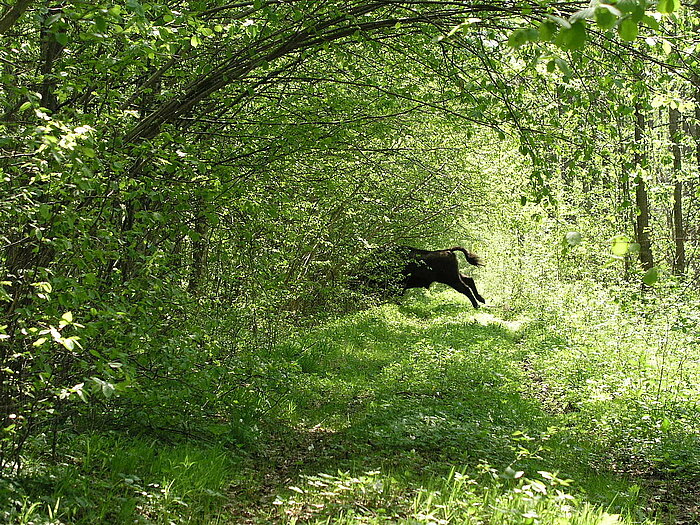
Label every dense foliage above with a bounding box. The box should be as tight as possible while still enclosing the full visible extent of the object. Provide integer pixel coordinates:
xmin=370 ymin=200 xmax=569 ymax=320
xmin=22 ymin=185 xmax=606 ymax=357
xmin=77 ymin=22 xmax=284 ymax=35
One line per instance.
xmin=2 ymin=0 xmax=700 ymax=523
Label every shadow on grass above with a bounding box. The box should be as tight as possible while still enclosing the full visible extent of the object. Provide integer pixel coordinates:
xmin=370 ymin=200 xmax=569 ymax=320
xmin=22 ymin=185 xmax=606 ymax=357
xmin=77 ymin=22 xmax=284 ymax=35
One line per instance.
xmin=288 ymin=294 xmax=529 ymax=426
xmin=291 ymin=294 xmax=546 ymax=462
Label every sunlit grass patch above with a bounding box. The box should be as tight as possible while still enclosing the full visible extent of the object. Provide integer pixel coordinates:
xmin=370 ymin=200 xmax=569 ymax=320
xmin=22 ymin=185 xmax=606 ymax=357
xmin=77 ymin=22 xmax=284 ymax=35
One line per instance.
xmin=516 ymin=284 xmax=700 ymax=481
xmin=473 ymin=310 xmax=530 ymax=333
xmin=269 ymin=467 xmax=654 ymax=524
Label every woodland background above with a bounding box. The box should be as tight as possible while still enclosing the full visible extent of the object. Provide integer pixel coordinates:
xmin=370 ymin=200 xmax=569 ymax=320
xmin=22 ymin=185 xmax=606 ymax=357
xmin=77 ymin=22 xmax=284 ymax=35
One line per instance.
xmin=2 ymin=0 xmax=700 ymax=523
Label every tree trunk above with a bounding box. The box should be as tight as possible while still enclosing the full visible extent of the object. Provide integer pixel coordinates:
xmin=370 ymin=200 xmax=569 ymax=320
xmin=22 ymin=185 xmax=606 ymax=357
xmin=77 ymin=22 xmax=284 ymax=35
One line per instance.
xmin=693 ymin=75 xmax=700 ymax=182
xmin=615 ymin=114 xmax=633 ymax=276
xmin=0 ymin=0 xmax=34 ymax=35
xmin=634 ymin=103 xmax=653 ymax=271
xmin=188 ymin=199 xmax=209 ymax=295
xmin=38 ymin=6 xmax=64 ymax=112
xmin=669 ymin=106 xmax=685 ymax=276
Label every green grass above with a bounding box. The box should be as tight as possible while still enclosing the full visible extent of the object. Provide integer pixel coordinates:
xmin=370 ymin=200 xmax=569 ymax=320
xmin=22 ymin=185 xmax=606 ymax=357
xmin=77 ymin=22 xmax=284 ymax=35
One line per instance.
xmin=242 ymin=290 xmax=673 ymax=523
xmin=4 ymin=286 xmax=700 ymax=523
xmin=1 ymin=435 xmax=241 ymax=524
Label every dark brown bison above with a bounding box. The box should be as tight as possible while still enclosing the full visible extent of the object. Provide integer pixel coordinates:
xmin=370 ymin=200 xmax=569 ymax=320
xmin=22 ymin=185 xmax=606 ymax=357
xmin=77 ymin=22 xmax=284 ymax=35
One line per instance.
xmin=356 ymin=246 xmax=485 ymax=308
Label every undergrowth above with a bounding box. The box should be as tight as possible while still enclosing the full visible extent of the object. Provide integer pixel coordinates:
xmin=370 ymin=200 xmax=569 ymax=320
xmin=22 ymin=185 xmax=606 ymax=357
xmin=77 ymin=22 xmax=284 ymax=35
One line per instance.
xmin=0 ymin=435 xmax=239 ymax=524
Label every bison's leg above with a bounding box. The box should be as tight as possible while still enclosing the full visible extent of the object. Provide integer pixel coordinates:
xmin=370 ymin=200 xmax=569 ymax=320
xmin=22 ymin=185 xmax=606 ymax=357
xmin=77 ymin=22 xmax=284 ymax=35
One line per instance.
xmin=440 ymin=273 xmax=480 ymax=308
xmin=460 ymin=274 xmax=485 ymax=304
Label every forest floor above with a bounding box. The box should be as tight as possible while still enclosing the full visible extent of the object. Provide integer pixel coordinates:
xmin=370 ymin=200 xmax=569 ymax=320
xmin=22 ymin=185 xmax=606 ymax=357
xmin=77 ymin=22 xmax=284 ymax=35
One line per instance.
xmin=222 ymin=291 xmax=699 ymax=524
xmin=5 ymin=290 xmax=700 ymax=524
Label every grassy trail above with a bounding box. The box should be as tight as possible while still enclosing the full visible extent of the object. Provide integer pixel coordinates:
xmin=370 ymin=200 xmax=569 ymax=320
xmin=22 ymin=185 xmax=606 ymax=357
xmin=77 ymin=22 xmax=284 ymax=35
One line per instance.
xmin=7 ymin=291 xmax=699 ymax=524
xmin=229 ymin=292 xmax=678 ymax=524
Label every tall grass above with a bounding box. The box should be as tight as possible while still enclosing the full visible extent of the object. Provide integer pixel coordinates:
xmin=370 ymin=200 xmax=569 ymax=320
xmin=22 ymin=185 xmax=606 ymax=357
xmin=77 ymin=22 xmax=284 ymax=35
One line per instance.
xmin=266 ymin=466 xmax=648 ymax=524
xmin=1 ymin=435 xmax=239 ymax=524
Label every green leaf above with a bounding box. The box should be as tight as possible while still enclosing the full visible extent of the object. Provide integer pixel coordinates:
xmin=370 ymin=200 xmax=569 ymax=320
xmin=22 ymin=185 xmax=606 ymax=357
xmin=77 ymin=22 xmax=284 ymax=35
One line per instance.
xmin=92 ymin=377 xmax=116 ymax=398
xmin=32 ymin=281 xmax=52 ymax=293
xmin=642 ymin=267 xmax=659 ymax=285
xmin=538 ymin=21 xmax=557 ymax=41
xmin=60 ymin=312 xmax=73 ymax=327
xmin=611 ymin=235 xmax=630 ymax=256
xmin=565 ymin=231 xmax=582 ymax=246
xmin=508 ymin=29 xmax=528 ymax=47
xmin=81 ymin=146 xmax=96 ymax=158
xmin=595 ymin=6 xmax=618 ymax=29
xmin=508 ymin=28 xmax=538 ymax=48
xmin=244 ymin=21 xmax=260 ymax=38
xmin=37 ymin=204 xmax=51 ymax=221
xmin=615 ymin=0 xmax=640 ymax=14
xmin=555 ymin=21 xmax=587 ymax=50
xmin=94 ymin=16 xmax=107 ymax=33
xmin=657 ymin=0 xmax=680 ymax=13
xmin=555 ymin=58 xmax=572 ymax=77
xmin=618 ymin=18 xmax=639 ymax=41
xmin=642 ymin=14 xmax=660 ymax=30
xmin=55 ymin=32 xmax=69 ymax=46
xmin=73 ymin=383 xmax=88 ymax=403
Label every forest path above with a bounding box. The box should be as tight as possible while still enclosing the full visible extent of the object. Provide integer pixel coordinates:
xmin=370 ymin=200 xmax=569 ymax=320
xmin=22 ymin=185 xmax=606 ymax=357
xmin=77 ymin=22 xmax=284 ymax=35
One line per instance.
xmin=227 ymin=292 xmax=680 ymax=524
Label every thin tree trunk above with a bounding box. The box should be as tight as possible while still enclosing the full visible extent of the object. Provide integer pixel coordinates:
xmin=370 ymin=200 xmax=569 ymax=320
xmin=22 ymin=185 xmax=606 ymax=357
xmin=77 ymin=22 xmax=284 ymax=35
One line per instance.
xmin=694 ymin=75 xmax=700 ymax=176
xmin=188 ymin=199 xmax=209 ymax=295
xmin=38 ymin=6 xmax=64 ymax=112
xmin=634 ymin=103 xmax=653 ymax=271
xmin=615 ymin=114 xmax=633 ymax=276
xmin=669 ymin=106 xmax=685 ymax=276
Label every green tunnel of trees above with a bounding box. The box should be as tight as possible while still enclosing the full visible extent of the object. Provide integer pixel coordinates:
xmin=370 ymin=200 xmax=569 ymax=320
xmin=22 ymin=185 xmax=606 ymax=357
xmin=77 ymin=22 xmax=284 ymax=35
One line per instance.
xmin=2 ymin=0 xmax=700 ymax=504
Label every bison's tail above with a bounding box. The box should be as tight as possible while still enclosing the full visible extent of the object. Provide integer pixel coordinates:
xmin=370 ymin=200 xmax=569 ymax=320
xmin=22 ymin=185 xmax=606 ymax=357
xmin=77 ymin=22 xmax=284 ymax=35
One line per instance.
xmin=449 ymin=246 xmax=484 ymax=267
